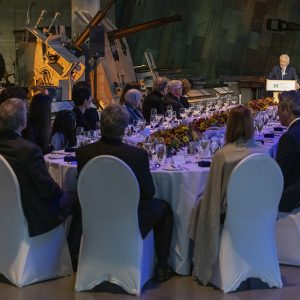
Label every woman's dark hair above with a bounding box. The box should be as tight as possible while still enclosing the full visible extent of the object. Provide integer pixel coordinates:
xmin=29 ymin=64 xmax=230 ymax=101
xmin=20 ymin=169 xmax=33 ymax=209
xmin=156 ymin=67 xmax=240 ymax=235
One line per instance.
xmin=225 ymin=105 xmax=255 ymax=144
xmin=26 ymin=93 xmax=52 ymax=152
xmin=51 ymin=110 xmax=76 ymax=147
xmin=119 ymin=82 xmax=141 ymax=105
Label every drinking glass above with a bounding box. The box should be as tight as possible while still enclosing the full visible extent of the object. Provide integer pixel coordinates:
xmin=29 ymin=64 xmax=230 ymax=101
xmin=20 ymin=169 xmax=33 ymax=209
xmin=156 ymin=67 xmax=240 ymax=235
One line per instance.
xmin=200 ymin=135 xmax=210 ymax=159
xmin=76 ymin=127 xmax=85 ymax=147
xmin=180 ymin=108 xmax=187 ymax=119
xmin=95 ymin=122 xmax=101 ymax=140
xmin=132 ymin=120 xmax=141 ymax=136
xmin=255 ymin=116 xmax=264 ymax=139
xmin=156 ymin=143 xmax=167 ymax=165
xmin=150 ymin=108 xmax=157 ymax=117
xmin=209 ymin=139 xmax=219 ymax=157
xmin=150 ymin=115 xmax=158 ymax=129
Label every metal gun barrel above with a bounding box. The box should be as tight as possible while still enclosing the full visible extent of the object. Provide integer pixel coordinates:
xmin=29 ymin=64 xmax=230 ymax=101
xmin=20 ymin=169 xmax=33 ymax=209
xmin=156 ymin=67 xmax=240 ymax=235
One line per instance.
xmin=107 ymin=14 xmax=182 ymax=41
xmin=74 ymin=0 xmax=114 ymax=48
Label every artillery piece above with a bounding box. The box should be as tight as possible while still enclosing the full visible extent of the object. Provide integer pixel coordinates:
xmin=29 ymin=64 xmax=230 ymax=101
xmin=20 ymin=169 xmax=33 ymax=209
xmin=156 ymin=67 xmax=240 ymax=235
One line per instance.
xmin=26 ymin=0 xmax=181 ymax=104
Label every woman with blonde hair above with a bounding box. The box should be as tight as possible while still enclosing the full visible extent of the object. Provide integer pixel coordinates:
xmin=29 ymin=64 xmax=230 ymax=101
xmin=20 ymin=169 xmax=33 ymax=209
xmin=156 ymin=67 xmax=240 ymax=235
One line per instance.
xmin=190 ymin=105 xmax=267 ymax=286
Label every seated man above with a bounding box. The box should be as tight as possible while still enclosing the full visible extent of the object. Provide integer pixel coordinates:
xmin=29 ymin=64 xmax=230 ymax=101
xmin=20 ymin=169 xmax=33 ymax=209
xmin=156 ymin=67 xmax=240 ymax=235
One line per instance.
xmin=76 ymin=104 xmax=174 ymax=282
xmin=72 ymin=84 xmax=93 ymax=131
xmin=162 ymin=80 xmax=185 ymax=117
xmin=0 ymin=98 xmax=80 ymax=263
xmin=276 ymin=90 xmax=300 ymax=212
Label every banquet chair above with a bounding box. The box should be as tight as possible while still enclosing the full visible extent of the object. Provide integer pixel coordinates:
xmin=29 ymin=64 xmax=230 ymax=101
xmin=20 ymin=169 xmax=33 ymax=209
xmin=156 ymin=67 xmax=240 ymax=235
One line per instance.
xmin=276 ymin=209 xmax=300 ymax=266
xmin=0 ymin=155 xmax=72 ymax=287
xmin=212 ymin=153 xmax=283 ymax=293
xmin=75 ymin=155 xmax=155 ymax=295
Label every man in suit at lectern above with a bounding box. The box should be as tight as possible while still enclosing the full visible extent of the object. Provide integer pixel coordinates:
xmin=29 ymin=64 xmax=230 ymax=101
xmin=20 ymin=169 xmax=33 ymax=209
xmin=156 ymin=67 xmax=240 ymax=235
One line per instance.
xmin=268 ymin=54 xmax=299 ymax=83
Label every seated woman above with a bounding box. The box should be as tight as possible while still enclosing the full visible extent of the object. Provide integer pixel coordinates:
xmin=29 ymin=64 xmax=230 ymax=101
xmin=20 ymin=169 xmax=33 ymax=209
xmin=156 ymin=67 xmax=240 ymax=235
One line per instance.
xmin=124 ymin=89 xmax=145 ymax=124
xmin=189 ymin=105 xmax=268 ymax=285
xmin=22 ymin=93 xmax=52 ymax=154
xmin=51 ymin=110 xmax=77 ymax=151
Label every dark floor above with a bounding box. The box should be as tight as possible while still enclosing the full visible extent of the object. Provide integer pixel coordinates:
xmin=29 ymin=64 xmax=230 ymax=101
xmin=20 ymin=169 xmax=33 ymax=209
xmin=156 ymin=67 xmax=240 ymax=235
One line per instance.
xmin=0 ymin=265 xmax=300 ymax=300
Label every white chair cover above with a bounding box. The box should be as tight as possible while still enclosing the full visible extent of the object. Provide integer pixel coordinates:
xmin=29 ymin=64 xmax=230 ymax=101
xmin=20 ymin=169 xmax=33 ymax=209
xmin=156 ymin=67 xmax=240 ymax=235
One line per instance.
xmin=276 ymin=210 xmax=300 ymax=266
xmin=75 ymin=155 xmax=155 ymax=295
xmin=0 ymin=155 xmax=72 ymax=287
xmin=214 ymin=153 xmax=283 ymax=293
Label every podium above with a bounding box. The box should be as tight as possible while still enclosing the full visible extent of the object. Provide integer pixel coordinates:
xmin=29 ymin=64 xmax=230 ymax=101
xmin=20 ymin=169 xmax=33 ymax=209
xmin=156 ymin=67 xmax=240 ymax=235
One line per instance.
xmin=266 ymin=79 xmax=297 ymax=102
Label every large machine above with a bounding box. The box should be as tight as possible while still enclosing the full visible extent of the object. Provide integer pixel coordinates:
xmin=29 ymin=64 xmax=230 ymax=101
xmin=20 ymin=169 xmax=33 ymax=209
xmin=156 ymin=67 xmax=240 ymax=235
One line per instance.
xmin=21 ymin=0 xmax=181 ymax=105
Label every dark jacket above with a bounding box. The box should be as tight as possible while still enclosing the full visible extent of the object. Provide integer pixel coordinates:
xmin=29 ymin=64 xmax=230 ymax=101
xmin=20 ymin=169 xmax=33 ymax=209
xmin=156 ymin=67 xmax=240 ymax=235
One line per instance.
xmin=73 ymin=106 xmax=92 ymax=131
xmin=0 ymin=131 xmax=63 ymax=236
xmin=276 ymin=119 xmax=300 ymax=211
xmin=162 ymin=93 xmax=184 ymax=117
xmin=22 ymin=120 xmax=52 ymax=154
xmin=268 ymin=65 xmax=299 ymax=81
xmin=84 ymin=107 xmax=100 ymax=130
xmin=142 ymin=91 xmax=165 ymax=123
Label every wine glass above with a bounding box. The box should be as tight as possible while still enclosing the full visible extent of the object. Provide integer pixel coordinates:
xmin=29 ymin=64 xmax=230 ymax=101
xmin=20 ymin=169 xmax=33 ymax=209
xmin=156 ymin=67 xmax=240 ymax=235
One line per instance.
xmin=76 ymin=127 xmax=85 ymax=147
xmin=200 ymin=135 xmax=209 ymax=159
xmin=132 ymin=120 xmax=141 ymax=136
xmin=156 ymin=143 xmax=167 ymax=166
xmin=150 ymin=115 xmax=158 ymax=129
xmin=150 ymin=108 xmax=157 ymax=118
xmin=95 ymin=122 xmax=101 ymax=140
xmin=255 ymin=115 xmax=264 ymax=139
xmin=209 ymin=139 xmax=219 ymax=157
xmin=180 ymin=108 xmax=187 ymax=120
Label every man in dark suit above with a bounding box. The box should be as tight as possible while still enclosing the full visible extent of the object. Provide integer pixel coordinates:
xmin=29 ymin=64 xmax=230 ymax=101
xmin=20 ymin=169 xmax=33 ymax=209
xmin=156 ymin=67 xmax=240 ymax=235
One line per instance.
xmin=162 ymin=80 xmax=185 ymax=117
xmin=76 ymin=104 xmax=174 ymax=282
xmin=276 ymin=90 xmax=300 ymax=212
xmin=142 ymin=76 xmax=168 ymax=123
xmin=0 ymin=98 xmax=80 ymax=261
xmin=268 ymin=54 xmax=299 ymax=82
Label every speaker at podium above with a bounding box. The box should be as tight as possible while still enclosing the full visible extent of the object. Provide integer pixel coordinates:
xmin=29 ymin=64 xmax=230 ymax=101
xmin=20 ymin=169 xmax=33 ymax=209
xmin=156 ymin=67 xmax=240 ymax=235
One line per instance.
xmin=266 ymin=79 xmax=297 ymax=103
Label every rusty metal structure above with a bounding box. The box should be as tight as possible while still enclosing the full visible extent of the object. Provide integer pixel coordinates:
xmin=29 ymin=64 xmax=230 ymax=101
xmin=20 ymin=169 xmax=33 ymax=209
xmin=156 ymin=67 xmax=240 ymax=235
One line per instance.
xmin=24 ymin=0 xmax=181 ymax=104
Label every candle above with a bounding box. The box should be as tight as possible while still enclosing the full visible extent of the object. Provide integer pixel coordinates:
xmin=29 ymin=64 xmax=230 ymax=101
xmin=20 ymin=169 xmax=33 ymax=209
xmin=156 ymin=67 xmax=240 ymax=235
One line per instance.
xmin=238 ymin=94 xmax=242 ymax=104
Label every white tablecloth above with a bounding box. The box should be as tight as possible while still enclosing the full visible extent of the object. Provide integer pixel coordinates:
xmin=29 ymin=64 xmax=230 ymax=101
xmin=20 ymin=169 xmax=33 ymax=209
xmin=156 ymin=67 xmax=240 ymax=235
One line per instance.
xmin=44 ymin=153 xmax=210 ymax=275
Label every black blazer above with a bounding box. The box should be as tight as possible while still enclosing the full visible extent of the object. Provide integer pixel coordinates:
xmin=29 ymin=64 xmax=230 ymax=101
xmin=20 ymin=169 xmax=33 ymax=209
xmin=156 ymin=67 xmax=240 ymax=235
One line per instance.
xmin=0 ymin=131 xmax=63 ymax=236
xmin=163 ymin=93 xmax=184 ymax=117
xmin=142 ymin=91 xmax=166 ymax=123
xmin=276 ymin=119 xmax=300 ymax=211
xmin=73 ymin=106 xmax=92 ymax=131
xmin=268 ymin=65 xmax=299 ymax=81
xmin=76 ymin=138 xmax=155 ymax=203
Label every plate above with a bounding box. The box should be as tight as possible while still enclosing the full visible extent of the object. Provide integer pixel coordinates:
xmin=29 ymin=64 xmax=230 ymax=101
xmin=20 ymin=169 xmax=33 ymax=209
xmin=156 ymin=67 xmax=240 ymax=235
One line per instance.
xmin=162 ymin=165 xmax=183 ymax=171
xmin=47 ymin=153 xmax=66 ymax=159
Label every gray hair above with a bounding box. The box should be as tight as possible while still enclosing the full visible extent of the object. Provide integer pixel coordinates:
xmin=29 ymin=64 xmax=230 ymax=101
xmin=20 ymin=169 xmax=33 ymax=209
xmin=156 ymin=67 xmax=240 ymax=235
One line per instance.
xmin=124 ymin=89 xmax=142 ymax=108
xmin=280 ymin=54 xmax=290 ymax=63
xmin=0 ymin=98 xmax=27 ymax=132
xmin=279 ymin=90 xmax=300 ymax=116
xmin=167 ymin=80 xmax=182 ymax=93
xmin=153 ymin=76 xmax=169 ymax=93
xmin=100 ymin=104 xmax=130 ymax=141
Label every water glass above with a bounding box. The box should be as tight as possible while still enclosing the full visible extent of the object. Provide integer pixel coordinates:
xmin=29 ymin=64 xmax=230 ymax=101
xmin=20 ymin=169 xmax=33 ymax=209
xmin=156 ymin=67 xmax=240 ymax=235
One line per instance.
xmin=156 ymin=143 xmax=167 ymax=165
xmin=76 ymin=127 xmax=85 ymax=147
